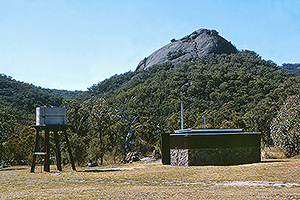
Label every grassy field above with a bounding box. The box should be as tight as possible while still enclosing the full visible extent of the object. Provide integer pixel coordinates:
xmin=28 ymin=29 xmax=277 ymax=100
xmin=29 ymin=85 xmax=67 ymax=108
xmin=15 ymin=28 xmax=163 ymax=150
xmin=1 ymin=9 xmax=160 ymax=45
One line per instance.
xmin=0 ymin=158 xmax=299 ymax=199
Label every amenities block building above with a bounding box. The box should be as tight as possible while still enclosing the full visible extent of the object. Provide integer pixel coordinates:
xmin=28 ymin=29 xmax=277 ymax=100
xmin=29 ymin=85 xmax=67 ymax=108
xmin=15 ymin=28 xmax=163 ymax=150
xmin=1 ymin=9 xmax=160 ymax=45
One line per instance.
xmin=161 ymin=129 xmax=261 ymax=166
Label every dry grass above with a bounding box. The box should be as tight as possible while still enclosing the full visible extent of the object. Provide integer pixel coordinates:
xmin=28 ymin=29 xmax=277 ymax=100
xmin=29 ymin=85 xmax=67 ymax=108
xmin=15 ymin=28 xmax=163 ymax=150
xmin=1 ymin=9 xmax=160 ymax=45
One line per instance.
xmin=1 ymin=158 xmax=300 ymax=199
xmin=261 ymin=147 xmax=287 ymax=159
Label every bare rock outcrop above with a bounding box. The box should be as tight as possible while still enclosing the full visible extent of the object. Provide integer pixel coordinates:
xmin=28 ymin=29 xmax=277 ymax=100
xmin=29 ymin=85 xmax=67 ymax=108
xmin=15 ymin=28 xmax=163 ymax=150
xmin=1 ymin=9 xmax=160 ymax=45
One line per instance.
xmin=136 ymin=29 xmax=237 ymax=71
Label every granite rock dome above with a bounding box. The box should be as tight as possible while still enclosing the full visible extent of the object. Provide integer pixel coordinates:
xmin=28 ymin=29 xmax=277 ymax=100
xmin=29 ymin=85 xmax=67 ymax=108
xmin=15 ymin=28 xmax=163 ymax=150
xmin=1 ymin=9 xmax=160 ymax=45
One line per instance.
xmin=136 ymin=29 xmax=237 ymax=71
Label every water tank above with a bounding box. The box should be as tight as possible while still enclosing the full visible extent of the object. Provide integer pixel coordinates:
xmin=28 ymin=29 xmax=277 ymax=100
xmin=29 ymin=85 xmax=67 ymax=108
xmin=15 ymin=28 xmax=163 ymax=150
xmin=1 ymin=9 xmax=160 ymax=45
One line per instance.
xmin=36 ymin=107 xmax=66 ymax=125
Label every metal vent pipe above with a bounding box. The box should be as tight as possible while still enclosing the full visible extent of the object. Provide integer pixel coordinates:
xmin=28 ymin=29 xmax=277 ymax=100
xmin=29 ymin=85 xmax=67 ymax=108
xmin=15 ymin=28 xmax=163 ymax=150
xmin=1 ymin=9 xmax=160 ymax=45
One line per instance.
xmin=181 ymin=103 xmax=184 ymax=130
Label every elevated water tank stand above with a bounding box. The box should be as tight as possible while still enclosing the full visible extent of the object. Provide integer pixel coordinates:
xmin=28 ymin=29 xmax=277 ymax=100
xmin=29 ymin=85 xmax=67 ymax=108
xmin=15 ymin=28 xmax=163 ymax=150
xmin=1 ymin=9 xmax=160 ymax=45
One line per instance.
xmin=30 ymin=125 xmax=76 ymax=173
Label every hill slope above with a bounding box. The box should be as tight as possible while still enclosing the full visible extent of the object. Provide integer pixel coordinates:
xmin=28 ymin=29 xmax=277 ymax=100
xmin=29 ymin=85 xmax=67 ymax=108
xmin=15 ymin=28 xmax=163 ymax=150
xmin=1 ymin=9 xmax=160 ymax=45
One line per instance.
xmin=89 ymin=51 xmax=298 ymax=146
xmin=0 ymin=74 xmax=84 ymax=123
xmin=280 ymin=63 xmax=300 ymax=76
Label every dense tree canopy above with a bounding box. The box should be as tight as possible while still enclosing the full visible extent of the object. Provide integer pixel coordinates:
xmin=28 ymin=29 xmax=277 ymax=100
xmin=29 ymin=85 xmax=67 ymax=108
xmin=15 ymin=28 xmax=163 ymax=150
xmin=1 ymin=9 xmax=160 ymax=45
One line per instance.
xmin=91 ymin=51 xmax=293 ymax=146
xmin=280 ymin=63 xmax=300 ymax=76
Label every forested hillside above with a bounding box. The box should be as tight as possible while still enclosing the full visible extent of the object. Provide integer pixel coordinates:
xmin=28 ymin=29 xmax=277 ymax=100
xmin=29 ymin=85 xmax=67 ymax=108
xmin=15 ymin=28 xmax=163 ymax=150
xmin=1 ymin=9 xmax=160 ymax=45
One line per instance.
xmin=0 ymin=74 xmax=84 ymax=118
xmin=1 ymin=51 xmax=300 ymax=166
xmin=88 ymin=51 xmax=297 ymax=147
xmin=280 ymin=63 xmax=300 ymax=76
xmin=0 ymin=74 xmax=63 ymax=124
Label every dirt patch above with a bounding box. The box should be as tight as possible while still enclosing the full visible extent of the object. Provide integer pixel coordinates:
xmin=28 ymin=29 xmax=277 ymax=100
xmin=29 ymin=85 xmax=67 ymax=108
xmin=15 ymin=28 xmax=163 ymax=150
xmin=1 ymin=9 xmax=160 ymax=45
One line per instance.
xmin=181 ymin=181 xmax=300 ymax=188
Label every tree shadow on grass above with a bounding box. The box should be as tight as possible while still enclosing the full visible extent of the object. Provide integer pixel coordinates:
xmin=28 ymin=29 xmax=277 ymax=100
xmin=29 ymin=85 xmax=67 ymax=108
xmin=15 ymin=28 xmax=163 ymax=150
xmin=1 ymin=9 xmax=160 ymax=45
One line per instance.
xmin=0 ymin=167 xmax=28 ymax=171
xmin=79 ymin=168 xmax=130 ymax=173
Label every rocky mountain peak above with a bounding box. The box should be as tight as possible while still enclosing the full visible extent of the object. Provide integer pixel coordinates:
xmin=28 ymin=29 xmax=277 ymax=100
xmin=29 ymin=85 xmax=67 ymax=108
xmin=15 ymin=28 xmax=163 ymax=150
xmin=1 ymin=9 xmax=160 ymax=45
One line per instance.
xmin=136 ymin=29 xmax=237 ymax=71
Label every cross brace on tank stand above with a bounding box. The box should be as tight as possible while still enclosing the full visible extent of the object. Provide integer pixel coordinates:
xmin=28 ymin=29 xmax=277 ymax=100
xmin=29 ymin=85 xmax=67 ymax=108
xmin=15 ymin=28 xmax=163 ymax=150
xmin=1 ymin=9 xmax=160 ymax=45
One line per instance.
xmin=30 ymin=125 xmax=76 ymax=173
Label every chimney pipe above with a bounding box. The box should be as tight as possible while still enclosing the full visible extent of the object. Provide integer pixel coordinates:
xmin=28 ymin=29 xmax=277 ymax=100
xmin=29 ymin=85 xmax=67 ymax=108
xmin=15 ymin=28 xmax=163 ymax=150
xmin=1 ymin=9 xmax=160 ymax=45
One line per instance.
xmin=181 ymin=103 xmax=184 ymax=130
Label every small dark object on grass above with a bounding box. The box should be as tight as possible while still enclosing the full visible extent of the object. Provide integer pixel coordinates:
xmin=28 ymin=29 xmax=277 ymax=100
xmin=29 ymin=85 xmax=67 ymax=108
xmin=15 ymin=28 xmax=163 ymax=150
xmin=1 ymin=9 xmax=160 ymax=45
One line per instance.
xmin=86 ymin=161 xmax=98 ymax=167
xmin=122 ymin=152 xmax=140 ymax=164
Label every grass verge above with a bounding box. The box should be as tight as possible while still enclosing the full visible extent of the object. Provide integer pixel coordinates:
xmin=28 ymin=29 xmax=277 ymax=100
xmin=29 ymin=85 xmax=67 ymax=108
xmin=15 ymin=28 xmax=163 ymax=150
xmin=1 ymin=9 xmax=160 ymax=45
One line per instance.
xmin=0 ymin=158 xmax=299 ymax=199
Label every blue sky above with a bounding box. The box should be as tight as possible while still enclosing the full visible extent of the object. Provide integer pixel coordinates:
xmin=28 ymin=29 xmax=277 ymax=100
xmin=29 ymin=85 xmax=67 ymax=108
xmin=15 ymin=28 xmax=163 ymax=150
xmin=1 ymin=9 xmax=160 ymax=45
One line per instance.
xmin=1 ymin=0 xmax=300 ymax=91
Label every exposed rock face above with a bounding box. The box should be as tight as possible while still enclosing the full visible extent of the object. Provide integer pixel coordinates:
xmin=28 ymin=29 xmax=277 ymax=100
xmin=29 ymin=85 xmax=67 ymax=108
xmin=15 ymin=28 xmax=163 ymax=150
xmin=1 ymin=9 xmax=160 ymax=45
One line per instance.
xmin=136 ymin=29 xmax=237 ymax=71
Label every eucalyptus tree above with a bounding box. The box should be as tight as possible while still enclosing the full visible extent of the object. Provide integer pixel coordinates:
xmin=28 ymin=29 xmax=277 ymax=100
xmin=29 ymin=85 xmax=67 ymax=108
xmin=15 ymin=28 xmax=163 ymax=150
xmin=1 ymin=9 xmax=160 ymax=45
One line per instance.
xmin=271 ymin=95 xmax=300 ymax=157
xmin=88 ymin=98 xmax=117 ymax=165
xmin=0 ymin=111 xmax=14 ymax=163
xmin=116 ymin=98 xmax=143 ymax=156
xmin=64 ymin=97 xmax=119 ymax=165
xmin=63 ymin=99 xmax=89 ymax=165
xmin=244 ymin=98 xmax=279 ymax=146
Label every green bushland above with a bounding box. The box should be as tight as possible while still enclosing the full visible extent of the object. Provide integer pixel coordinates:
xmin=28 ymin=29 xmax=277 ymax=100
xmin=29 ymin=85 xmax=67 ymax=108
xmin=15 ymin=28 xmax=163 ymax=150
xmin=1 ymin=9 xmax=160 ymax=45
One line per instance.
xmin=1 ymin=51 xmax=300 ymax=165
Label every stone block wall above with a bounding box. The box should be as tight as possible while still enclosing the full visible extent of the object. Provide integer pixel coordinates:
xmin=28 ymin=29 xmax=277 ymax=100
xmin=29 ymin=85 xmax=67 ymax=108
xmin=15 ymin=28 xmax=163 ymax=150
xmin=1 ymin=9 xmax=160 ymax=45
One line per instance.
xmin=170 ymin=146 xmax=260 ymax=166
xmin=170 ymin=149 xmax=189 ymax=166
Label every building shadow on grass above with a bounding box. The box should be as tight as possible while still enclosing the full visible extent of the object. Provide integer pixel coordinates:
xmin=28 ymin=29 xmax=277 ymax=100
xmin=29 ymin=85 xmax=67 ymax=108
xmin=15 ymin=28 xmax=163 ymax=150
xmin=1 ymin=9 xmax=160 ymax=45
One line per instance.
xmin=260 ymin=159 xmax=289 ymax=164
